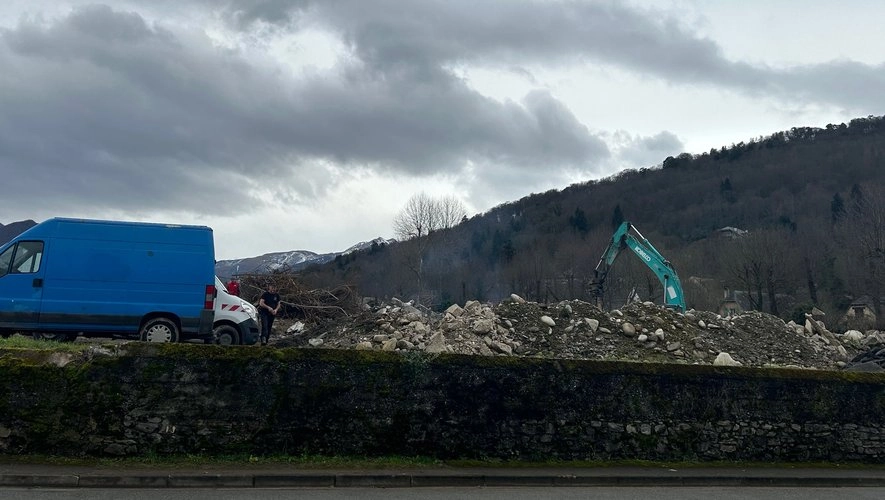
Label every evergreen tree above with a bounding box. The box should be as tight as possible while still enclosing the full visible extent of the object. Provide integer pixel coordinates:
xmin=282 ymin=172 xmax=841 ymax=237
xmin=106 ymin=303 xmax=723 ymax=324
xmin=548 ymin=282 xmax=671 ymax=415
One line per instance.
xmin=831 ymin=193 xmax=845 ymax=222
xmin=569 ymin=207 xmax=589 ymax=235
xmin=611 ymin=204 xmax=624 ymax=230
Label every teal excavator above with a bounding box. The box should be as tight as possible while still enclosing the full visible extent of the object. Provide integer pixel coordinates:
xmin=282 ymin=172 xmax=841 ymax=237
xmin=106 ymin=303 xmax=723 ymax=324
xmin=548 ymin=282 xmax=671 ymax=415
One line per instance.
xmin=590 ymin=222 xmax=686 ymax=312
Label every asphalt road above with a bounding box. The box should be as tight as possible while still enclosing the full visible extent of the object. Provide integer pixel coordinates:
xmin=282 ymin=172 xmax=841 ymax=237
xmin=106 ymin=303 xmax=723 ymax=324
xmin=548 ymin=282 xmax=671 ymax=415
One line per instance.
xmin=3 ymin=487 xmax=885 ymax=500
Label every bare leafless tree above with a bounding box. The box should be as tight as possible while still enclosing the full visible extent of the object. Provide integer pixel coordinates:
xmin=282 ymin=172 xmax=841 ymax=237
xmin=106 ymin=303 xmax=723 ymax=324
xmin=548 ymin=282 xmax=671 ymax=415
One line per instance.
xmin=838 ymin=182 xmax=885 ymax=325
xmin=726 ymin=228 xmax=792 ymax=315
xmin=437 ymin=194 xmax=467 ymax=231
xmin=393 ymin=193 xmax=435 ymax=240
xmin=392 ymin=192 xmax=467 ymax=304
xmin=393 ymin=192 xmax=466 ymax=240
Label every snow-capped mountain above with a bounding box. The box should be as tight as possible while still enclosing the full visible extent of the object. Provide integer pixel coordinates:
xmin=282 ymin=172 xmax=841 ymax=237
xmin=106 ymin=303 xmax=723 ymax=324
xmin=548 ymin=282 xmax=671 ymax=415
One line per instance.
xmin=340 ymin=237 xmax=392 ymax=255
xmin=215 ymin=237 xmax=393 ymax=277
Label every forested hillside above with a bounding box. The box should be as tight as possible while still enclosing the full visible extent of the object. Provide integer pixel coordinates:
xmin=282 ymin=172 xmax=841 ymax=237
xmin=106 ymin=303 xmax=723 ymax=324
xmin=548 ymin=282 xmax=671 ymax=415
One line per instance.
xmin=300 ymin=116 xmax=885 ymax=325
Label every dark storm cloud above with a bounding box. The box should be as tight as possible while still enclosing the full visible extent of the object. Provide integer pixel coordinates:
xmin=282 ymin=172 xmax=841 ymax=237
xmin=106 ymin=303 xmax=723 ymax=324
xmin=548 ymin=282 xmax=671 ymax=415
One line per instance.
xmin=0 ymin=3 xmax=608 ymax=216
xmin=3 ymin=0 xmax=882 ymax=220
xmin=222 ymin=0 xmax=885 ymax=110
xmin=0 ymin=6 xmax=290 ymax=214
xmin=0 ymin=1 xmax=608 ymax=217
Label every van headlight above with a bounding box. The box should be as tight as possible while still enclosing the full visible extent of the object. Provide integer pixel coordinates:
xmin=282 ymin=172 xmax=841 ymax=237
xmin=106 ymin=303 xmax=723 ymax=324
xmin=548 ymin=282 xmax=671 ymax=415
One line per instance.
xmin=241 ymin=301 xmax=258 ymax=321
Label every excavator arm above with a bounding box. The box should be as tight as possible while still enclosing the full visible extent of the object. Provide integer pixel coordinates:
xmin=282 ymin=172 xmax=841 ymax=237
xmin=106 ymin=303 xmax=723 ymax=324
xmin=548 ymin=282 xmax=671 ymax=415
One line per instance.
xmin=590 ymin=222 xmax=686 ymax=312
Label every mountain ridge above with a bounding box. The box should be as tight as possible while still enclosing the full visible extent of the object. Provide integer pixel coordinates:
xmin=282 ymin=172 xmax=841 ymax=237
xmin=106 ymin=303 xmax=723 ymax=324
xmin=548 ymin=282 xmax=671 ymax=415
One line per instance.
xmin=214 ymin=237 xmax=394 ymax=277
xmin=0 ymin=220 xmax=37 ymax=246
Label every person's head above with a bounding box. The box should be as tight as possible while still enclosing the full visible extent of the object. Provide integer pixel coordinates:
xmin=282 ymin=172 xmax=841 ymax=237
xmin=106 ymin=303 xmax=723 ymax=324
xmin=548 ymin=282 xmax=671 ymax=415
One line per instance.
xmin=267 ymin=284 xmax=276 ymax=292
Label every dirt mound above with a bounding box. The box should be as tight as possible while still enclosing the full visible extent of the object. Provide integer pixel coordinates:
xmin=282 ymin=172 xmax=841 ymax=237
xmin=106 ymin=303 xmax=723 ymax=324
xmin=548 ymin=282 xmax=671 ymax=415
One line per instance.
xmin=269 ymin=296 xmax=871 ymax=369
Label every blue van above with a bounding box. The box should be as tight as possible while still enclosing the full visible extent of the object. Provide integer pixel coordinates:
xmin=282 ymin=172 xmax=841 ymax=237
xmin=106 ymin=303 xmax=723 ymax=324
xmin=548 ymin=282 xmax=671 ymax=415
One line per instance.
xmin=0 ymin=218 xmax=216 ymax=342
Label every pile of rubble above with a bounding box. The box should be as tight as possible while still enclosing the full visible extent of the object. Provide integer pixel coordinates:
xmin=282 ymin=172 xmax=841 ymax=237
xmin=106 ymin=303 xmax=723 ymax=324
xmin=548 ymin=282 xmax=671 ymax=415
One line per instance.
xmin=271 ymin=295 xmax=882 ymax=370
xmin=845 ymin=343 xmax=885 ymax=371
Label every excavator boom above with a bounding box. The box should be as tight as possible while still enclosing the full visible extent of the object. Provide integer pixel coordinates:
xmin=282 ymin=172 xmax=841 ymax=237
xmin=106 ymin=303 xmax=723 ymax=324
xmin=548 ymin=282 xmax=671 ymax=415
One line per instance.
xmin=590 ymin=222 xmax=685 ymax=312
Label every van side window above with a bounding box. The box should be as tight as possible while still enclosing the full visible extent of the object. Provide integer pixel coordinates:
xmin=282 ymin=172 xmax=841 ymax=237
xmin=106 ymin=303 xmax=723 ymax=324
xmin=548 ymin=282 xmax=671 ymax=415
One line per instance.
xmin=9 ymin=241 xmax=44 ymax=274
xmin=0 ymin=246 xmax=13 ymax=277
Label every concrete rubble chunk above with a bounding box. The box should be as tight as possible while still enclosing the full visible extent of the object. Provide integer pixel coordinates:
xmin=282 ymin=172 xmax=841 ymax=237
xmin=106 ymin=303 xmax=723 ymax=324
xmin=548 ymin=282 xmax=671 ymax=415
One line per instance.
xmin=540 ymin=316 xmax=556 ymax=327
xmin=491 ymin=341 xmax=513 ymax=355
xmin=48 ymin=352 xmax=73 ymax=368
xmin=286 ymin=321 xmax=305 ymax=334
xmin=402 ymin=312 xmax=422 ymax=322
xmin=472 ymin=319 xmax=495 ymax=334
xmin=464 ymin=300 xmax=482 ymax=313
xmin=425 ymin=332 xmax=447 ymax=354
xmin=510 ymin=293 xmax=526 ymax=303
xmin=804 ymin=319 xmax=815 ymax=335
xmin=713 ymin=352 xmax=742 ymax=366
xmin=445 ymin=304 xmax=464 ymax=317
xmin=843 ymin=330 xmax=864 ymax=342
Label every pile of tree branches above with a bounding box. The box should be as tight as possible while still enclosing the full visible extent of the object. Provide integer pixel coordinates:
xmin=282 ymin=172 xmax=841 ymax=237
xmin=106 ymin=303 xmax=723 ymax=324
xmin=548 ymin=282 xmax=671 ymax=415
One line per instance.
xmin=237 ymin=272 xmax=361 ymax=323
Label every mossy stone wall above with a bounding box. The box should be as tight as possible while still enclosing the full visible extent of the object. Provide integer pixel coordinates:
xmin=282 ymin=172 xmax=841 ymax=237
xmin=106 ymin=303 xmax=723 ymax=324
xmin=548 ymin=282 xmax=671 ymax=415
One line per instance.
xmin=1 ymin=345 xmax=883 ymax=461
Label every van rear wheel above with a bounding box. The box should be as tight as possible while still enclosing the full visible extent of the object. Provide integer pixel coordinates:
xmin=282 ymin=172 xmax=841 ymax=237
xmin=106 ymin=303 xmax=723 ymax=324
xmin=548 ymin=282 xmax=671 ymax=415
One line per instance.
xmin=214 ymin=325 xmax=240 ymax=346
xmin=140 ymin=318 xmax=179 ymax=343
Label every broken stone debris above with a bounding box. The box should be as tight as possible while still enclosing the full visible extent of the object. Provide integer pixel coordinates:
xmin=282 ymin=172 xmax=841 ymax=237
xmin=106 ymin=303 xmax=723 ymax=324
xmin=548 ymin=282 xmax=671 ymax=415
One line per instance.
xmin=269 ymin=296 xmax=873 ymax=370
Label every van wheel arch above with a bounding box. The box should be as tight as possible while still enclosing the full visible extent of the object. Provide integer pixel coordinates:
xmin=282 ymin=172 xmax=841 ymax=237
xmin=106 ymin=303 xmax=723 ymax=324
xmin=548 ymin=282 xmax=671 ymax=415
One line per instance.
xmin=140 ymin=317 xmax=180 ymax=343
xmin=213 ymin=324 xmax=241 ymax=346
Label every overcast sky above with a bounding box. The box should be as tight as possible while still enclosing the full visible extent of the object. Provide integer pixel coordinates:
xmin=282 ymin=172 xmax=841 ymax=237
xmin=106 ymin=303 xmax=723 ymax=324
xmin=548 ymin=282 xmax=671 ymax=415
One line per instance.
xmin=1 ymin=1 xmax=883 ymax=259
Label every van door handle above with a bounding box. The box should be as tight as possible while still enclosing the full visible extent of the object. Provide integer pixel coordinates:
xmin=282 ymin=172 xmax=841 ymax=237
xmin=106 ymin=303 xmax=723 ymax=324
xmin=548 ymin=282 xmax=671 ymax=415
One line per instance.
xmin=33 ymin=278 xmax=43 ymax=288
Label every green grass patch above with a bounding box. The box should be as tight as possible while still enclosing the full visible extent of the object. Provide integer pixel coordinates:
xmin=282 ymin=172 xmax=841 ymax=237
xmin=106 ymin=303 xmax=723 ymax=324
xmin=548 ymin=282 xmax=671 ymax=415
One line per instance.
xmin=0 ymin=335 xmax=96 ymax=353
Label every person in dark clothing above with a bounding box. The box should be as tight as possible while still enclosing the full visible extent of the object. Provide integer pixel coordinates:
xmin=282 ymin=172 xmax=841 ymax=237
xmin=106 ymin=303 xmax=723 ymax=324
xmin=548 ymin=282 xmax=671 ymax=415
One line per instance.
xmin=258 ymin=284 xmax=281 ymax=345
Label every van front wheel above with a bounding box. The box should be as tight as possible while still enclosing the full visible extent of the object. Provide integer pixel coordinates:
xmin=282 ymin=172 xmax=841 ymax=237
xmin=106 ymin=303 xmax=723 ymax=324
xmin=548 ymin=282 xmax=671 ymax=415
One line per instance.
xmin=140 ymin=318 xmax=179 ymax=343
xmin=214 ymin=325 xmax=240 ymax=346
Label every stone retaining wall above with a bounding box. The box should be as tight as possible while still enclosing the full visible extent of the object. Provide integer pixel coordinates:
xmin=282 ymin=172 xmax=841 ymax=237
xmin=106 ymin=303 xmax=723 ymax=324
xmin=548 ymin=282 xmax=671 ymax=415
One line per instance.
xmin=1 ymin=345 xmax=883 ymax=461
